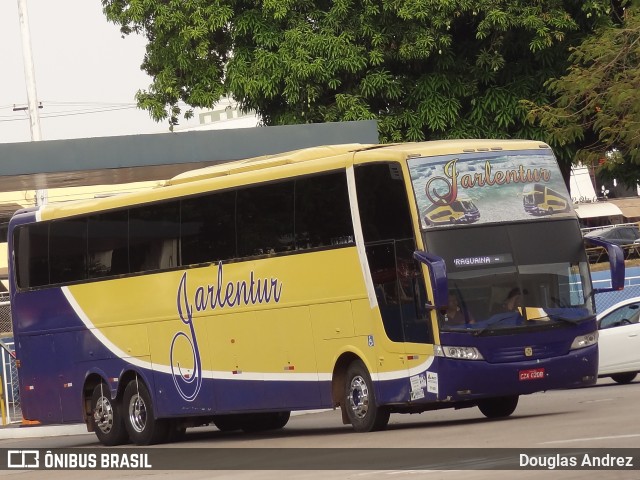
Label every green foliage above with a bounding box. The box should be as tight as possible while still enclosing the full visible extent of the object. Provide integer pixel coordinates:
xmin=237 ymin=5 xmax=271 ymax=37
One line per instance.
xmin=526 ymin=4 xmax=639 ymax=186
xmin=102 ymin=0 xmax=613 ymax=156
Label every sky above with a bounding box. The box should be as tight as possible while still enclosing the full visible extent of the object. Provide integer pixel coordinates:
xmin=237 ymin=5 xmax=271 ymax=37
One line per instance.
xmin=0 ymin=0 xmax=203 ymax=144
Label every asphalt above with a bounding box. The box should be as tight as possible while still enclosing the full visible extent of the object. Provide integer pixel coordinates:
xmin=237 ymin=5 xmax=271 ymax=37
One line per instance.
xmin=0 ymin=409 xmax=327 ymax=439
xmin=0 ymin=423 xmax=89 ymax=439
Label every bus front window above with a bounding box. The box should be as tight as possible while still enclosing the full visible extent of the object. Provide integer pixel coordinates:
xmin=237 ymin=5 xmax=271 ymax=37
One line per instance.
xmin=424 ymin=220 xmax=594 ymax=333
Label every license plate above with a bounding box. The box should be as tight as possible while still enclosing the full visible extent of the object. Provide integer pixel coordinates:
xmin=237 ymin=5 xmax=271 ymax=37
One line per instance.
xmin=519 ymin=368 xmax=545 ymax=381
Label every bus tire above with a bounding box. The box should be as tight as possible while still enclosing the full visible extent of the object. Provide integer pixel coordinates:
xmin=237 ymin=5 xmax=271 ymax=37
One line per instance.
xmin=242 ymin=411 xmax=291 ymax=432
xmin=344 ymin=360 xmax=390 ymax=432
xmin=166 ymin=420 xmax=187 ymax=443
xmin=269 ymin=411 xmax=291 ymax=430
xmin=477 ymin=395 xmax=519 ymax=418
xmin=90 ymin=382 xmax=129 ymax=446
xmin=610 ymin=372 xmax=637 ymax=384
xmin=123 ymin=379 xmax=169 ymax=445
xmin=212 ymin=414 xmax=245 ymax=432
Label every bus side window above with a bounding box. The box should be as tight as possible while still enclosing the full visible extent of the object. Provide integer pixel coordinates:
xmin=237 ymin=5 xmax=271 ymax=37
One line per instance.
xmin=181 ymin=191 xmax=236 ymax=265
xmin=88 ymin=210 xmax=128 ymax=278
xmin=295 ymin=172 xmax=353 ymax=249
xmin=130 ymin=201 xmax=180 ymax=273
xmin=236 ymin=182 xmax=294 ymax=257
xmin=110 ymin=247 xmax=129 ymax=275
xmin=49 ymin=218 xmax=87 ymax=284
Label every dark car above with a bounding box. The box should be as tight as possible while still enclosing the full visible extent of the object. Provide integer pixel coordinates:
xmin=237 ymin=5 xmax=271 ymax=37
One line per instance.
xmin=583 ymin=224 xmax=640 ymax=247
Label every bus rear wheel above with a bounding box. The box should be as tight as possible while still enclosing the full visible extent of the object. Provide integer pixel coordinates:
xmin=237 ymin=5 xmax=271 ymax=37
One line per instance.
xmin=477 ymin=395 xmax=519 ymax=418
xmin=344 ymin=360 xmax=390 ymax=432
xmin=90 ymin=382 xmax=129 ymax=446
xmin=123 ymin=378 xmax=169 ymax=445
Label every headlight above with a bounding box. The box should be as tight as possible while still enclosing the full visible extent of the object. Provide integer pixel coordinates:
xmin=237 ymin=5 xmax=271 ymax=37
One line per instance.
xmin=435 ymin=345 xmax=484 ymax=360
xmin=570 ymin=331 xmax=598 ymax=350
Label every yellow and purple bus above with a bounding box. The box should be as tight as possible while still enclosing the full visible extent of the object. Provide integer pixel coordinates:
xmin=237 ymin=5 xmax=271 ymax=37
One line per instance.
xmin=8 ymin=140 xmax=624 ymax=445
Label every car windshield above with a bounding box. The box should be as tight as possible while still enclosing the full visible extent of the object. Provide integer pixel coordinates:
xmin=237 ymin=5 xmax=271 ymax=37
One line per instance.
xmin=423 ymin=220 xmax=594 ymax=334
xmin=599 ymin=302 xmax=640 ymax=329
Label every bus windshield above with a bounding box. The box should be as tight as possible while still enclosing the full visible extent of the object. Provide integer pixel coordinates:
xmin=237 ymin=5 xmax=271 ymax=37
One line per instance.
xmin=423 ymin=220 xmax=594 ymax=333
xmin=408 ymin=149 xmax=575 ymax=229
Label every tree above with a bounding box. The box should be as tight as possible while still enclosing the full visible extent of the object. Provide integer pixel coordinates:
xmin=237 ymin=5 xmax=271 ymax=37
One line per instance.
xmin=103 ymin=0 xmax=612 ymax=159
xmin=526 ymin=4 xmax=639 ymax=188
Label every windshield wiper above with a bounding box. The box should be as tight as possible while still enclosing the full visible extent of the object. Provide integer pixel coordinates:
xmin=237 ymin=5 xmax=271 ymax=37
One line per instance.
xmin=545 ymin=312 xmax=592 ymax=324
xmin=543 ymin=306 xmax=594 ymax=324
xmin=473 ymin=312 xmax=523 ymax=336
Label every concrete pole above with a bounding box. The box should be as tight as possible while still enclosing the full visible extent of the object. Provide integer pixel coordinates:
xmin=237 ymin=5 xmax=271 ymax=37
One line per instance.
xmin=17 ymin=0 xmax=47 ymax=205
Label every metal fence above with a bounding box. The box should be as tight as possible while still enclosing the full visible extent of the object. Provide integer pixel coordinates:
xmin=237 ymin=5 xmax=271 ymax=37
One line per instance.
xmin=1 ymin=338 xmax=20 ymax=424
xmin=0 ymin=293 xmax=11 ymax=335
xmin=0 ymin=300 xmax=20 ymax=424
xmin=593 ymin=271 xmax=640 ymax=313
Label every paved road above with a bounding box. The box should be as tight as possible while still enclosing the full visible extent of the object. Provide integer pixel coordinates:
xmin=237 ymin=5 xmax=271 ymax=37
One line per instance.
xmin=1 ymin=378 xmax=639 ymax=479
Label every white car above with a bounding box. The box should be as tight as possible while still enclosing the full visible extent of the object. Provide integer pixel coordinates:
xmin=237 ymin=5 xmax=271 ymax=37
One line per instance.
xmin=596 ymin=297 xmax=640 ymax=384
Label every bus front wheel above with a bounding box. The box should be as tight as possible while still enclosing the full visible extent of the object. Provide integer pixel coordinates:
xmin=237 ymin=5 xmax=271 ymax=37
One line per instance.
xmin=90 ymin=382 xmax=129 ymax=446
xmin=344 ymin=360 xmax=390 ymax=432
xmin=123 ymin=378 xmax=169 ymax=445
xmin=477 ymin=395 xmax=519 ymax=418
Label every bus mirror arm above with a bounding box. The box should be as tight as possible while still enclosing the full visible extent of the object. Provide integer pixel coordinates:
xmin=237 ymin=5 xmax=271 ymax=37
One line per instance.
xmin=586 ymin=238 xmax=625 ymax=294
xmin=413 ymin=250 xmax=448 ymax=310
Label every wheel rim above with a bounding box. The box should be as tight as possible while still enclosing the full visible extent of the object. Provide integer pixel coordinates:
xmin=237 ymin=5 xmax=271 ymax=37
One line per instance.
xmin=348 ymin=375 xmax=369 ymax=419
xmin=128 ymin=393 xmax=148 ymax=433
xmin=93 ymin=395 xmax=114 ymax=434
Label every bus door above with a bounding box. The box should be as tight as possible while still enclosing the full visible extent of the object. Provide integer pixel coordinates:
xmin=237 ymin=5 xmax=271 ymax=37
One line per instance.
xmin=354 ymin=163 xmax=432 ymax=353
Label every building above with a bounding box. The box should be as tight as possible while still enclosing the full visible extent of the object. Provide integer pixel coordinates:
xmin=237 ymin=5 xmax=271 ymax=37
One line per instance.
xmin=570 ymin=164 xmax=640 ymax=228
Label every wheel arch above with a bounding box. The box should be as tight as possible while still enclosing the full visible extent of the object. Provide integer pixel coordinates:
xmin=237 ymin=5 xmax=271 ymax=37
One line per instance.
xmin=117 ymin=368 xmax=154 ymax=401
xmin=83 ymin=373 xmax=106 ymax=431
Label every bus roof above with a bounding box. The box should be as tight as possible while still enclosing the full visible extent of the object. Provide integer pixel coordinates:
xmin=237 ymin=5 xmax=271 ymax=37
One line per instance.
xmin=364 ymin=139 xmax=549 ymax=156
xmin=166 ymin=139 xmax=550 ymax=185
xmin=26 ymin=139 xmax=551 ymax=222
xmin=165 ymin=143 xmax=371 ymax=185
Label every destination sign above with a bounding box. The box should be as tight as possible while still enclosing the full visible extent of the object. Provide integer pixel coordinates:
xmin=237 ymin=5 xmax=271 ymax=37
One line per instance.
xmin=453 ymin=253 xmax=513 ymax=268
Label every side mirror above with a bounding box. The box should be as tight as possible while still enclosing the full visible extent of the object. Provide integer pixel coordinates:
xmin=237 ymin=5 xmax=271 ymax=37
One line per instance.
xmin=586 ymin=237 xmax=625 ymax=294
xmin=413 ymin=250 xmax=448 ymax=309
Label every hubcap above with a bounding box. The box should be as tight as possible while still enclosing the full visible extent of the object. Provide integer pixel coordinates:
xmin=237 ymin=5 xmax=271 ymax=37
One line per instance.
xmin=128 ymin=393 xmax=148 ymax=433
xmin=348 ymin=375 xmax=369 ymax=419
xmin=93 ymin=396 xmax=114 ymax=434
